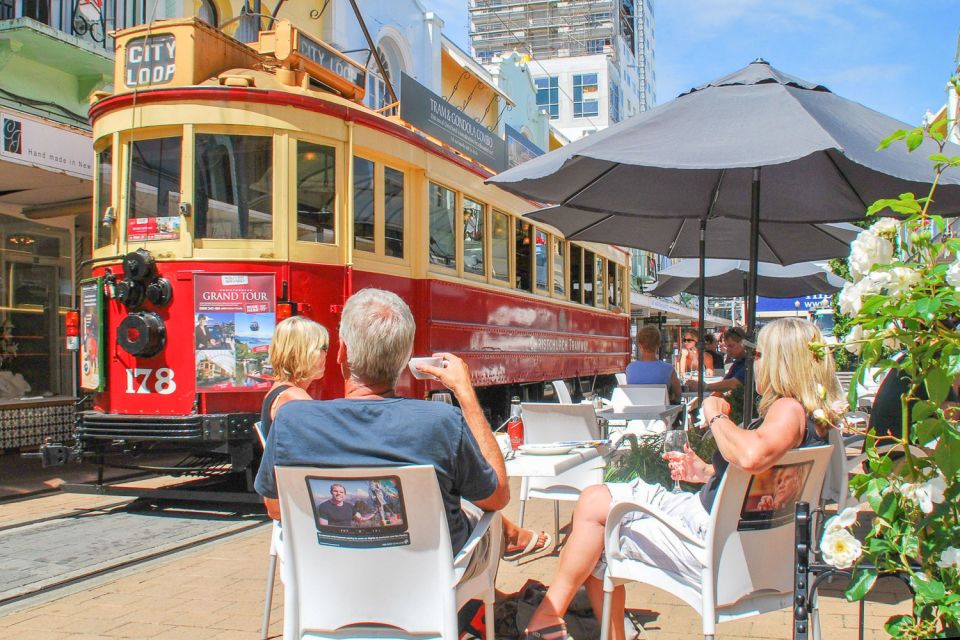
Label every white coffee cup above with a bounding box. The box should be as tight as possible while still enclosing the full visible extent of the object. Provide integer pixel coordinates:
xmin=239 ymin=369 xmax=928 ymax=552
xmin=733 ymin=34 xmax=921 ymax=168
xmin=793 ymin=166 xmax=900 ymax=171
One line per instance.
xmin=408 ymin=356 xmax=447 ymax=380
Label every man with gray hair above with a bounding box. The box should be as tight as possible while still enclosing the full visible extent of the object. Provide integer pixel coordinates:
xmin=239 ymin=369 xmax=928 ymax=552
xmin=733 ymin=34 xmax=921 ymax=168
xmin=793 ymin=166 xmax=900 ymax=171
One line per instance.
xmin=255 ymin=288 xmax=510 ymax=554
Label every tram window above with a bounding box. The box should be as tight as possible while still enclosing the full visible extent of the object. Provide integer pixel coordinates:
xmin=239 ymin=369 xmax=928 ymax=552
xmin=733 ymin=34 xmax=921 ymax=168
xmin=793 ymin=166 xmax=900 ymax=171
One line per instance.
xmin=618 ymin=265 xmax=627 ymax=309
xmin=195 ymin=134 xmax=273 ymax=240
xmin=296 ymin=142 xmax=335 ymax=243
xmin=384 ymin=166 xmax=404 ymax=258
xmin=553 ymin=238 xmax=566 ymax=296
xmin=515 ymin=220 xmax=532 ymax=291
xmin=534 ymin=230 xmax=548 ymax=291
xmin=428 ymin=183 xmax=456 ymax=269
xmin=608 ymin=260 xmax=617 ymax=307
xmin=491 ymin=210 xmax=509 ymax=282
xmin=583 ymin=250 xmax=595 ymax=306
xmin=95 ymin=145 xmax=112 ymax=248
xmin=463 ymin=198 xmax=485 ymax=276
xmin=128 ymin=137 xmax=182 ymax=225
xmin=595 ymin=255 xmax=606 ymax=308
xmin=353 ymin=158 xmax=375 ymax=252
xmin=569 ymin=246 xmax=582 ymax=303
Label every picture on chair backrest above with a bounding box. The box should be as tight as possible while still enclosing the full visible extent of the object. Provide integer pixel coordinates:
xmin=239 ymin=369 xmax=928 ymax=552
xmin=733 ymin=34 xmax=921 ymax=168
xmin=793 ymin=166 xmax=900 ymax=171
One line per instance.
xmin=737 ymin=461 xmax=813 ymax=531
xmin=305 ymin=476 xmax=410 ymax=548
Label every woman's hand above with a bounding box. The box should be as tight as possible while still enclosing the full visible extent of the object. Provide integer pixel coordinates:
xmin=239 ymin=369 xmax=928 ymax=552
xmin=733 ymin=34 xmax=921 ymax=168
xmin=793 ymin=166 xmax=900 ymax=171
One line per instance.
xmin=702 ymin=395 xmax=731 ymax=423
xmin=663 ymin=444 xmax=714 ymax=485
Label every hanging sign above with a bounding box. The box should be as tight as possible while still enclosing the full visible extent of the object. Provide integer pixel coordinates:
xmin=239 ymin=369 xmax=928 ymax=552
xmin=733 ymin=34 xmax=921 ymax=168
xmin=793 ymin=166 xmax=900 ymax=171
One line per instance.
xmin=194 ymin=274 xmax=275 ymax=392
xmin=400 ymin=73 xmax=506 ymax=172
xmin=79 ymin=278 xmax=105 ymax=392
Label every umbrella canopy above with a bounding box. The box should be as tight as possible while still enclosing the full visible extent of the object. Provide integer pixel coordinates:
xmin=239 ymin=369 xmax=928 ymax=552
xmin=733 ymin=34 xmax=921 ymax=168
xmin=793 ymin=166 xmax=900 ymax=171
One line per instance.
xmin=490 ymin=60 xmax=960 ymax=222
xmin=648 ymin=259 xmax=847 ymax=298
xmin=527 ymin=207 xmax=859 ymax=265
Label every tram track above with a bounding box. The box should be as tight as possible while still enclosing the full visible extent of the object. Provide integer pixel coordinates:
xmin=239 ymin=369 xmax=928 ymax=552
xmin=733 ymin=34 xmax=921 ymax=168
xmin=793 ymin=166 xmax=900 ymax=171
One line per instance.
xmin=0 ymin=497 xmax=269 ymax=610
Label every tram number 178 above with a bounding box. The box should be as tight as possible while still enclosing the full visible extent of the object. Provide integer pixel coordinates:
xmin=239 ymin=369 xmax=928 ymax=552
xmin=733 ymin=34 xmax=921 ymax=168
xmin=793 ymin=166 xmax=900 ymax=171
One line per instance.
xmin=125 ymin=368 xmax=177 ymax=394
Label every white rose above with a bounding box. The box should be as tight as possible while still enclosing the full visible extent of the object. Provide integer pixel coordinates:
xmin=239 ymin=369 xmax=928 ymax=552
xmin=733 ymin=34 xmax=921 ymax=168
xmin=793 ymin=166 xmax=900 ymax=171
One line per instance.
xmin=870 ymin=217 xmax=901 ymax=238
xmin=947 ymin=260 xmax=960 ymax=288
xmin=902 ymin=476 xmax=946 ymax=514
xmin=885 ymin=267 xmax=921 ymax=299
xmin=823 ymin=504 xmax=860 ymax=533
xmin=844 ymin=324 xmax=864 ymax=355
xmin=849 ymin=232 xmax=894 ymax=281
xmin=821 ymin=529 xmax=863 ymax=568
xmin=937 ymin=546 xmax=960 ymax=569
xmin=838 ymin=282 xmax=863 ymax=316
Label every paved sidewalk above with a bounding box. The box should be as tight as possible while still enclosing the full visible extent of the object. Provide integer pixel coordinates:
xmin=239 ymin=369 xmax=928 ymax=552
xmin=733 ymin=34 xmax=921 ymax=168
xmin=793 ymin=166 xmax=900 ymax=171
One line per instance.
xmin=0 ymin=478 xmax=909 ymax=639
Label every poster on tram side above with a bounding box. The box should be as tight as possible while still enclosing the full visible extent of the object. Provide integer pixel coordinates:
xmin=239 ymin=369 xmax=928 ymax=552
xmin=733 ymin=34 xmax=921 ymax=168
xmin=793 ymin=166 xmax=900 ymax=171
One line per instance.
xmin=79 ymin=278 xmax=105 ymax=392
xmin=193 ymin=274 xmax=275 ymax=392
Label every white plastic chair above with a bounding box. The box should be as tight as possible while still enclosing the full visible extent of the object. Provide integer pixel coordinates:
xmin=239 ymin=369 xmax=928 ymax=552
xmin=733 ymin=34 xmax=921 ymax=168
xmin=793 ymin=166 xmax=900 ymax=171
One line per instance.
xmin=518 ymin=403 xmax=608 ymax=543
xmin=552 ymin=379 xmax=573 ymax=404
xmin=615 ymin=373 xmax=627 ymax=385
xmin=599 ymin=445 xmax=834 ymax=640
xmin=275 ymin=464 xmax=501 ymax=640
xmin=253 ymin=421 xmax=281 ymax=640
xmin=607 ymin=384 xmax=671 ymax=435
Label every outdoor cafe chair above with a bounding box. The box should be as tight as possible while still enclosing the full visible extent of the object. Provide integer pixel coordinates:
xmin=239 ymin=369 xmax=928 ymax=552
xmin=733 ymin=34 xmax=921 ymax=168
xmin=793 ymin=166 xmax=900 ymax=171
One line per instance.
xmin=274 ymin=464 xmax=501 ymax=640
xmin=552 ymin=379 xmax=573 ymax=404
xmin=517 ymin=402 xmax=610 ymax=545
xmin=599 ymin=445 xmax=834 ymax=640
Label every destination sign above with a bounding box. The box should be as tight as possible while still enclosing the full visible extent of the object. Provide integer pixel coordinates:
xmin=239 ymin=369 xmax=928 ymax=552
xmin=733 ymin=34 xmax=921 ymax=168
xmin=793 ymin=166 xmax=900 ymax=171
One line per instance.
xmin=124 ymin=34 xmax=176 ymax=87
xmin=296 ymin=33 xmax=365 ymax=91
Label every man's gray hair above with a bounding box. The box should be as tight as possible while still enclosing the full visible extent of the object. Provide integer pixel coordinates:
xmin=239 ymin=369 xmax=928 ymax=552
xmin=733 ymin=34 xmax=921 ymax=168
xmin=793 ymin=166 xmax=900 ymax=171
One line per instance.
xmin=340 ymin=288 xmax=416 ymax=388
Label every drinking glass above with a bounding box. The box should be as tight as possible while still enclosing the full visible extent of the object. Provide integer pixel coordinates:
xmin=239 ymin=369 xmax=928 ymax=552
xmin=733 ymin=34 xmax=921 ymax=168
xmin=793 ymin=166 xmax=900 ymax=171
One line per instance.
xmin=663 ymin=430 xmax=689 ymax=493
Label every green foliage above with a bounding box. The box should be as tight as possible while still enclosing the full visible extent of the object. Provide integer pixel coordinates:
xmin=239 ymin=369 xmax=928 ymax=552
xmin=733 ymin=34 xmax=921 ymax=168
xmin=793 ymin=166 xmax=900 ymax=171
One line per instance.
xmin=831 ymin=81 xmax=960 ymax=639
xmin=604 ymin=428 xmax=717 ymax=487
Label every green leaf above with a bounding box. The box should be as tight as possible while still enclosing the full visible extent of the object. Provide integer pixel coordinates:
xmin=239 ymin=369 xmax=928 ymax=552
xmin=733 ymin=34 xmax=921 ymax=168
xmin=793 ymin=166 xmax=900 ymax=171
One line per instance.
xmin=912 ymin=400 xmax=939 ymax=422
xmin=935 ymin=430 xmax=960 ymax=478
xmin=929 ymin=153 xmax=951 ymax=164
xmin=925 ymin=367 xmax=952 ymax=405
xmin=915 ymin=417 xmax=944 ymax=445
xmin=877 ymin=129 xmax=908 ymax=150
xmin=875 ymin=492 xmax=898 ymax=522
xmin=883 ymin=614 xmax=913 ymax=636
xmin=905 ymin=128 xmax=924 ymax=151
xmin=910 ymin=574 xmax=946 ymax=604
xmin=845 ymin=568 xmax=878 ymax=601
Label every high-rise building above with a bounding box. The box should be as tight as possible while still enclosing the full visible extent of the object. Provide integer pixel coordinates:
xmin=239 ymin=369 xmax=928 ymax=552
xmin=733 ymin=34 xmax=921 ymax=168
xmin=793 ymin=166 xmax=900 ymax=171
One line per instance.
xmin=469 ymin=0 xmax=655 ymax=141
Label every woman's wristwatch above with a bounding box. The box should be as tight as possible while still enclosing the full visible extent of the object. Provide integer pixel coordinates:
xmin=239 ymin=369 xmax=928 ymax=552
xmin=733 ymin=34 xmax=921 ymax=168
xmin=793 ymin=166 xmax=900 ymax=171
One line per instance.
xmin=706 ymin=413 xmax=728 ymax=430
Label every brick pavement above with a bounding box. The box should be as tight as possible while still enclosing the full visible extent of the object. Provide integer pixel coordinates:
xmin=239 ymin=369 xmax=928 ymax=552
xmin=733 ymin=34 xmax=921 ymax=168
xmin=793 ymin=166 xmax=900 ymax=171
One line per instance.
xmin=0 ymin=478 xmax=909 ymax=639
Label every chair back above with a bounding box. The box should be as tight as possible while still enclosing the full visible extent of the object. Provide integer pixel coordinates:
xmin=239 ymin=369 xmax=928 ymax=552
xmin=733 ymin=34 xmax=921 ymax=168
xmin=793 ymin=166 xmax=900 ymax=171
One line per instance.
xmin=615 ymin=373 xmax=627 ymax=385
xmin=705 ymin=445 xmax=833 ymax=610
xmin=275 ymin=464 xmax=463 ymax=639
xmin=520 ymin=403 xmax=601 ymax=443
xmin=612 ymin=384 xmax=669 ymax=407
xmin=551 ymin=380 xmax=573 ymax=404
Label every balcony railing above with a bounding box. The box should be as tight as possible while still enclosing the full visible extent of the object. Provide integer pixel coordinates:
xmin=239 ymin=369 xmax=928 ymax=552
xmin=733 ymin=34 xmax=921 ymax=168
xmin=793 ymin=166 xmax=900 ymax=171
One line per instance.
xmin=1 ymin=1 xmax=150 ymax=51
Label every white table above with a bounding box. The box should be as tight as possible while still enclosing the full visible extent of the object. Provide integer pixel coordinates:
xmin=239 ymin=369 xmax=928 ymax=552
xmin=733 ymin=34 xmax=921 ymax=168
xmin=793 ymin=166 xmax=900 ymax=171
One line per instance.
xmin=505 ymin=445 xmax=609 ymax=478
xmin=597 ymin=404 xmax=684 ymax=424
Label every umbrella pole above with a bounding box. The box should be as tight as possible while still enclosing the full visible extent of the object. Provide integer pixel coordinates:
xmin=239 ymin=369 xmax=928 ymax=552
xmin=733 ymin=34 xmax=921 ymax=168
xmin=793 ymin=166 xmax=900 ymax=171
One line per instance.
xmin=742 ymin=167 xmax=761 ymax=424
xmin=697 ymin=217 xmax=706 ymax=412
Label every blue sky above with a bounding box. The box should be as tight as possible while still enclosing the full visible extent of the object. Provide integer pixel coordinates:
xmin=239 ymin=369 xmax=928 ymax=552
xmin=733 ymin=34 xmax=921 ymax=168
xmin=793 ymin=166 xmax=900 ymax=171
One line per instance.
xmin=430 ymin=0 xmax=958 ymax=125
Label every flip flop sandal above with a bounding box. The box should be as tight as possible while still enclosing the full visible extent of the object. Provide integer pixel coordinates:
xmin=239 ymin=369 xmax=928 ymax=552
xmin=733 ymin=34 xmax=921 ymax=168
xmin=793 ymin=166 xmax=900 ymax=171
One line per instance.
xmin=502 ymin=530 xmax=552 ymax=561
xmin=522 ymin=623 xmax=572 ymax=640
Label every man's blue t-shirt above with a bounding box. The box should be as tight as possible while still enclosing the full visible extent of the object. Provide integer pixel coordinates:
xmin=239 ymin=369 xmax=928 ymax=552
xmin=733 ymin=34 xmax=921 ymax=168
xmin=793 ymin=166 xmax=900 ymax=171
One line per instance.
xmin=625 ymin=360 xmax=673 ymax=386
xmin=254 ymin=398 xmax=498 ymax=552
xmin=725 ymin=357 xmax=747 ymax=384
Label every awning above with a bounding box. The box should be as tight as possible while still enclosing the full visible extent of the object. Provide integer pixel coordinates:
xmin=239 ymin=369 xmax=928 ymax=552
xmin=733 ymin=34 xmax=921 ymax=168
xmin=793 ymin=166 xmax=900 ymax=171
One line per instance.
xmin=630 ymin=291 xmax=728 ymax=327
xmin=440 ymin=36 xmax=515 ymax=107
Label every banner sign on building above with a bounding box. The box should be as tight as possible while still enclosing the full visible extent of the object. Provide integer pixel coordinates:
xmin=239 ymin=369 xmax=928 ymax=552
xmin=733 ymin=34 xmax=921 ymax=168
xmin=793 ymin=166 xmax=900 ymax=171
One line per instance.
xmin=756 ymin=294 xmax=832 ymax=313
xmin=124 ymin=34 xmax=177 ymax=87
xmin=400 ymin=73 xmax=506 ymax=172
xmin=194 ymin=274 xmax=275 ymax=392
xmin=504 ymin=124 xmax=544 ymax=169
xmin=0 ymin=110 xmax=93 ymax=180
xmin=79 ymin=278 xmax=105 ymax=392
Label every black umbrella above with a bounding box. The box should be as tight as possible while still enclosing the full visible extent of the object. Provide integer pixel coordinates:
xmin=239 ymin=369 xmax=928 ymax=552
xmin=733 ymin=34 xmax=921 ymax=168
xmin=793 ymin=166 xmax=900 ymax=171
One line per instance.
xmin=648 ymin=259 xmax=847 ymax=298
xmin=491 ymin=59 xmax=960 ymax=420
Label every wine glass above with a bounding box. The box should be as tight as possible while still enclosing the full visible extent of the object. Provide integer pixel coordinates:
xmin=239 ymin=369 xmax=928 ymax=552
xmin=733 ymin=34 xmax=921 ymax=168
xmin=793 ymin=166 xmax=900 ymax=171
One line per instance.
xmin=663 ymin=430 xmax=689 ymax=493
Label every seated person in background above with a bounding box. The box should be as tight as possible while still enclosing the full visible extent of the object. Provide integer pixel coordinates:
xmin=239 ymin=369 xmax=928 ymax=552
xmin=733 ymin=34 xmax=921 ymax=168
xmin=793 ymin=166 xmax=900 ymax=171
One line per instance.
xmin=677 ymin=332 xmax=700 ymax=378
xmin=521 ymin=318 xmax=841 ymax=640
xmin=625 ymin=325 xmax=682 ymax=404
xmin=702 ymin=333 xmax=724 ymax=375
xmin=259 ymin=316 xmax=329 ymax=441
xmin=685 ymin=326 xmax=749 ymax=395
xmin=255 ymin=288 xmax=549 ymax=559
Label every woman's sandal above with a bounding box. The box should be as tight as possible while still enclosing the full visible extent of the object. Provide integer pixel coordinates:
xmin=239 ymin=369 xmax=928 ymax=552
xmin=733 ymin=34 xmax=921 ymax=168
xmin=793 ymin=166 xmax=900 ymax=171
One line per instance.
xmin=522 ymin=623 xmax=572 ymax=640
xmin=502 ymin=530 xmax=552 ymax=561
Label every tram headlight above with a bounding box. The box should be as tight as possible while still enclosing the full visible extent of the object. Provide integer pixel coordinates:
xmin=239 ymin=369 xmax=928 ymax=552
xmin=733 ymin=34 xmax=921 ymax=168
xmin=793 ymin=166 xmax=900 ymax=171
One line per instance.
xmin=115 ymin=278 xmax=145 ymax=310
xmin=145 ymin=277 xmax=173 ymax=307
xmin=122 ymin=248 xmax=157 ymax=283
xmin=117 ymin=312 xmax=166 ymax=358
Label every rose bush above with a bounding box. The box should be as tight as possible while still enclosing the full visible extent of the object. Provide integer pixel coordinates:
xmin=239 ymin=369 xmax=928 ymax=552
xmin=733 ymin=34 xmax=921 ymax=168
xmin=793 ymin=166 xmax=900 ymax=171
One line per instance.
xmin=823 ymin=96 xmax=960 ymax=638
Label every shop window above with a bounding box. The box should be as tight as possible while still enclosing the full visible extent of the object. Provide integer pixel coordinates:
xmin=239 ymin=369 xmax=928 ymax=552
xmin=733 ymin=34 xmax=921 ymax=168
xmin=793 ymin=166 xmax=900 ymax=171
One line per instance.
xmin=428 ymin=183 xmax=456 ymax=269
xmin=384 ymin=166 xmax=404 ymax=258
xmin=463 ymin=198 xmax=485 ymax=276
xmin=535 ymin=229 xmax=548 ymax=291
xmin=491 ymin=210 xmax=509 ymax=282
xmin=569 ymin=246 xmax=582 ymax=304
xmin=127 ymin=137 xmax=182 ymax=241
xmin=553 ymin=238 xmax=566 ymax=296
xmin=296 ymin=141 xmax=335 ymax=243
xmin=515 ymin=220 xmax=532 ymax=291
xmin=195 ymin=134 xmax=273 ymax=240
xmin=353 ymin=157 xmax=375 ymax=252
xmin=94 ymin=145 xmax=112 ymax=248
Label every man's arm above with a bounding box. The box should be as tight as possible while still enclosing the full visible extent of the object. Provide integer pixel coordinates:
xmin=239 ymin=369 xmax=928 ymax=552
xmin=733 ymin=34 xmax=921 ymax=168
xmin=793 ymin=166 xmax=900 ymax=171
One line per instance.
xmin=703 ymin=395 xmax=805 ymax=474
xmin=707 ymin=377 xmax=742 ymax=393
xmin=418 ymin=353 xmax=510 ymax=511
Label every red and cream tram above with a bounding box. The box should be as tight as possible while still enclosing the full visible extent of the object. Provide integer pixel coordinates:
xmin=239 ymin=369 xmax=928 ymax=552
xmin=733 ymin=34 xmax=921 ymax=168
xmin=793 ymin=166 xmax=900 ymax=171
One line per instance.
xmin=77 ymin=18 xmax=630 ymax=480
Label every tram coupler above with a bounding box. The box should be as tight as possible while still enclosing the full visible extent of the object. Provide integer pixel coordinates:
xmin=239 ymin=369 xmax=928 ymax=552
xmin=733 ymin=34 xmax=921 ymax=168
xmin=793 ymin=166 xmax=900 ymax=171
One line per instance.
xmin=21 ymin=440 xmax=82 ymax=467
